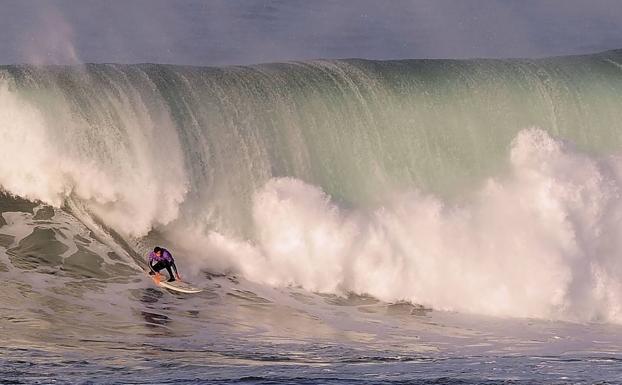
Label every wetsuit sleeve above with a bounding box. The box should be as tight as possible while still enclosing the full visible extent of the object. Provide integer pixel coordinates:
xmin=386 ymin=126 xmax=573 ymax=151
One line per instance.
xmin=162 ymin=250 xmax=179 ymax=276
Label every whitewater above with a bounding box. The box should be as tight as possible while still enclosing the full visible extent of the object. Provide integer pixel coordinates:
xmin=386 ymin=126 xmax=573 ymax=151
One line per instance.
xmin=3 ymin=50 xmax=622 ymax=383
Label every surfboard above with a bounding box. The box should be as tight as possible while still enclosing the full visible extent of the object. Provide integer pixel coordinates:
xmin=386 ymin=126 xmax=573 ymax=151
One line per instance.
xmin=150 ymin=274 xmax=202 ymax=294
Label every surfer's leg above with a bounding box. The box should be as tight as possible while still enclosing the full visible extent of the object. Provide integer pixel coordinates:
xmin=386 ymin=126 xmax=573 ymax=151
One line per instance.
xmin=151 ymin=261 xmax=165 ymax=274
xmin=164 ymin=261 xmax=175 ymax=281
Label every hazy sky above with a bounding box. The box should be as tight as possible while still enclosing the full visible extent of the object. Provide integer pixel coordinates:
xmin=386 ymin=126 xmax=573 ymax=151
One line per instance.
xmin=1 ymin=0 xmax=622 ymax=65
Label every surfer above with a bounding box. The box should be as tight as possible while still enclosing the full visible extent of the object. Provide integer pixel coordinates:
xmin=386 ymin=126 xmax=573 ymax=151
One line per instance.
xmin=148 ymin=246 xmax=181 ymax=282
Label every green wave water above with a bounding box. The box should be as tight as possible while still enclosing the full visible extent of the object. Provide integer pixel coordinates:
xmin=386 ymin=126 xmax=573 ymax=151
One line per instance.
xmin=2 ymin=50 xmax=622 ymax=237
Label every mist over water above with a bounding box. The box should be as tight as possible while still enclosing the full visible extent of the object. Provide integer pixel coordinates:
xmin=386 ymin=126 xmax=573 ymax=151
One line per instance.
xmin=2 ymin=51 xmax=622 ymax=324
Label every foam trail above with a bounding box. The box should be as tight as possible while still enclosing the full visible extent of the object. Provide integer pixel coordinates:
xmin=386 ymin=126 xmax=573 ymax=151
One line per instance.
xmin=182 ymin=128 xmax=622 ymax=323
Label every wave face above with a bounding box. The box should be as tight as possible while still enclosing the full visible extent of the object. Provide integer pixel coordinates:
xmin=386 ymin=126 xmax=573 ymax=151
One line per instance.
xmin=3 ymin=50 xmax=622 ymax=322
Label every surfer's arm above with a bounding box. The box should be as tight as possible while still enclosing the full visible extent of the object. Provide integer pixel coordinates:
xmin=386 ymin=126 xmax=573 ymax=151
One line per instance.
xmin=171 ymin=261 xmax=181 ymax=280
xmin=147 ymin=254 xmax=157 ymax=272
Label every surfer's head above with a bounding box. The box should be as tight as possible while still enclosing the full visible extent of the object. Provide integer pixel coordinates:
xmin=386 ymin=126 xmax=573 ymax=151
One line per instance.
xmin=153 ymin=246 xmax=162 ymax=257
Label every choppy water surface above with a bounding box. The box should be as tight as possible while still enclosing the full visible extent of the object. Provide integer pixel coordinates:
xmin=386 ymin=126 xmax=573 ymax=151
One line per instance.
xmin=1 ymin=201 xmax=622 ymax=384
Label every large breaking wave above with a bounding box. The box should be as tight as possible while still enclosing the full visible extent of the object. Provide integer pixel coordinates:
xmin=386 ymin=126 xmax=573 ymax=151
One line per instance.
xmin=3 ymin=50 xmax=622 ymax=322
